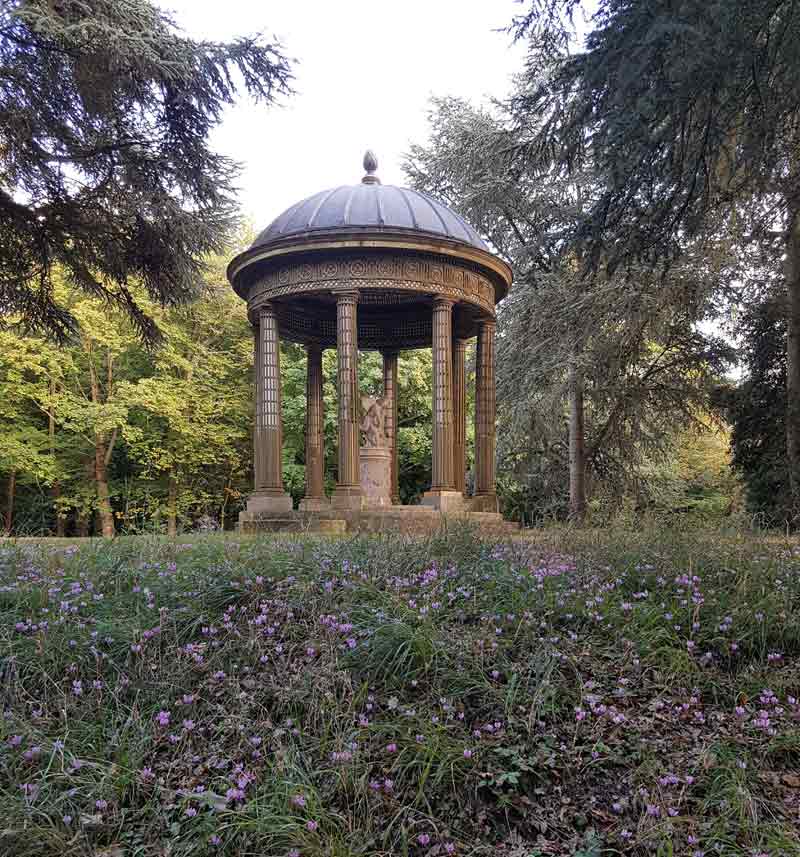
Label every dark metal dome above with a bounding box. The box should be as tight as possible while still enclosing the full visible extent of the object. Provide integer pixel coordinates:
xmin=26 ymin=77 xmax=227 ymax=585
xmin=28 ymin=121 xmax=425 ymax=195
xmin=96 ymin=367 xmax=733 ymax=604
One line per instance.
xmin=251 ymin=153 xmax=488 ymax=252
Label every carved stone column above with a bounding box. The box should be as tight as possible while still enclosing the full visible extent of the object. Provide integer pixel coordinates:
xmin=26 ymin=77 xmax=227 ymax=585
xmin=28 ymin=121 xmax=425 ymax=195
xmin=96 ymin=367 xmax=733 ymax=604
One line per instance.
xmin=253 ymin=319 xmax=266 ymax=490
xmin=249 ymin=303 xmax=292 ymax=514
xmin=332 ymin=291 xmax=362 ymax=509
xmin=382 ymin=350 xmax=400 ymax=505
xmin=473 ymin=317 xmax=497 ymax=511
xmin=452 ymin=337 xmax=468 ymax=495
xmin=300 ymin=342 xmax=328 ymax=511
xmin=423 ymin=298 xmax=464 ymax=511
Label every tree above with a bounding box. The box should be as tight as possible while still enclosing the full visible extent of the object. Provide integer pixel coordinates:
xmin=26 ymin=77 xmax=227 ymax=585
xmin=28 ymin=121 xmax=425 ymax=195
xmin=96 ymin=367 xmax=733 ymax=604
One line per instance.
xmin=0 ymin=0 xmax=292 ymax=340
xmin=120 ymin=282 xmax=253 ymax=535
xmin=406 ymin=96 xmax=733 ymax=522
xmin=722 ymin=288 xmax=791 ymax=525
xmin=47 ymin=288 xmax=139 ymax=537
xmin=0 ymin=329 xmax=60 ymax=532
xmin=509 ymin=0 xmax=800 ymax=517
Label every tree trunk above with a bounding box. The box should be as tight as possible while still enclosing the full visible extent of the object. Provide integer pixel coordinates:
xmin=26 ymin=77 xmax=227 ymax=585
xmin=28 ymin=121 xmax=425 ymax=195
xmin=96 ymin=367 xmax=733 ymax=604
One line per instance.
xmin=88 ymin=351 xmax=116 ymax=538
xmin=786 ymin=201 xmax=800 ymax=521
xmin=77 ymin=512 xmax=89 ymax=538
xmin=167 ymin=470 xmax=177 ymax=537
xmin=4 ymin=470 xmax=16 ymax=534
xmin=94 ymin=441 xmax=115 ymax=538
xmin=49 ymin=379 xmax=65 ymax=537
xmin=568 ymin=358 xmax=587 ymax=524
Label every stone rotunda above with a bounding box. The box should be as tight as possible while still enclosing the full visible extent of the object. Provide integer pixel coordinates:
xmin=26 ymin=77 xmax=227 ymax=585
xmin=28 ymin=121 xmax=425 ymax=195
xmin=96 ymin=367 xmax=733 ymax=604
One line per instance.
xmin=228 ymin=152 xmax=516 ymax=534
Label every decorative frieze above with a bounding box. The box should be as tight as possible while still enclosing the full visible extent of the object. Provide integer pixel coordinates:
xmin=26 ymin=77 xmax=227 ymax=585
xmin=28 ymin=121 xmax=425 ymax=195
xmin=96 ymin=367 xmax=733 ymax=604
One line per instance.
xmin=250 ymin=253 xmax=496 ymax=316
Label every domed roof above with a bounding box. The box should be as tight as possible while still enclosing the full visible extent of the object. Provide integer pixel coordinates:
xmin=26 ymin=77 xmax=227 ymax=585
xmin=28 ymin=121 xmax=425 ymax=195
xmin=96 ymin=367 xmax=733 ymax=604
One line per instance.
xmin=251 ymin=152 xmax=488 ymax=253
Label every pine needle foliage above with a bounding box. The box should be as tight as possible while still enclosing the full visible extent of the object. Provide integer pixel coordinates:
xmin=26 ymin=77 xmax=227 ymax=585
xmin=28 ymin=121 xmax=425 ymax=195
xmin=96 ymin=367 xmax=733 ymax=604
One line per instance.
xmin=0 ymin=0 xmax=293 ymax=341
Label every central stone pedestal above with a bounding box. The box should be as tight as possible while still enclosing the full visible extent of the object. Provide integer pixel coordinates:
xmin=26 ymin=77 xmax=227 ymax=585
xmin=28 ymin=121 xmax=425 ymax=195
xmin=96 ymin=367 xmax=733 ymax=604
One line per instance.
xmin=359 ymin=446 xmax=391 ymax=508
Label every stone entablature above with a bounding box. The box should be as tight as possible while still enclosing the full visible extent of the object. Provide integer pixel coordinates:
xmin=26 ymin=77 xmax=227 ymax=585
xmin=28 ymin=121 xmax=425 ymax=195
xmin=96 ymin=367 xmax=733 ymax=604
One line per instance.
xmin=249 ymin=252 xmax=497 ymax=318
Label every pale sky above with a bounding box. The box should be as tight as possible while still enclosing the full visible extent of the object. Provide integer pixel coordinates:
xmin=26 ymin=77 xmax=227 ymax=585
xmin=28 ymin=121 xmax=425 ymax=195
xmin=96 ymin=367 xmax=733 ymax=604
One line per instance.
xmin=158 ymin=0 xmax=526 ymax=230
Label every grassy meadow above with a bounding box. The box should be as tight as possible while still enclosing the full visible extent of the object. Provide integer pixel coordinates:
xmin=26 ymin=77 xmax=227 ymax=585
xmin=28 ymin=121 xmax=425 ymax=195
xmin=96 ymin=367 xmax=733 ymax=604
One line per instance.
xmin=1 ymin=527 xmax=799 ymax=856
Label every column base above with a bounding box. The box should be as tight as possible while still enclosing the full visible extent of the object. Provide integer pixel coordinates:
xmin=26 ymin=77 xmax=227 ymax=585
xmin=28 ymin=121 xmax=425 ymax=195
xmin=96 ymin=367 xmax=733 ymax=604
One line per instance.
xmin=421 ymin=489 xmax=469 ymax=513
xmin=470 ymin=493 xmax=499 ymax=513
xmin=299 ymin=496 xmax=331 ymax=512
xmin=245 ymin=490 xmax=294 ymax=514
xmin=332 ymin=484 xmax=363 ymax=510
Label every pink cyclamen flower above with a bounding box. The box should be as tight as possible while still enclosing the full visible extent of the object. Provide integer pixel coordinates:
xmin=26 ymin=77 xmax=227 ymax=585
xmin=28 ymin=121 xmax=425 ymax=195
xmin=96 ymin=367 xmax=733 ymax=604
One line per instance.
xmin=417 ymin=833 xmax=431 ymax=846
xmin=156 ymin=710 xmax=170 ymax=727
xmin=306 ymin=820 xmax=318 ymax=832
xmin=385 ymin=743 xmax=397 ymax=753
xmin=463 ymin=748 xmax=473 ymax=759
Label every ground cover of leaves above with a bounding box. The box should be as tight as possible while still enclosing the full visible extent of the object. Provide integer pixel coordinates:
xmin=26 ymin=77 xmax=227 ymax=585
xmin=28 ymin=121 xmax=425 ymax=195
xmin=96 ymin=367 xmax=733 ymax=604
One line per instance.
xmin=1 ymin=527 xmax=800 ymax=857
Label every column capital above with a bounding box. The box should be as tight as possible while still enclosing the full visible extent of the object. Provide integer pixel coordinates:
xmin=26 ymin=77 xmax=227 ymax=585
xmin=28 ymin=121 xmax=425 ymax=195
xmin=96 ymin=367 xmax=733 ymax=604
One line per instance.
xmin=332 ymin=288 xmax=360 ymax=304
xmin=432 ymin=295 xmax=456 ymax=308
xmin=258 ymin=301 xmax=277 ymax=316
xmin=453 ymin=337 xmax=468 ymax=353
xmin=479 ymin=315 xmax=497 ymax=329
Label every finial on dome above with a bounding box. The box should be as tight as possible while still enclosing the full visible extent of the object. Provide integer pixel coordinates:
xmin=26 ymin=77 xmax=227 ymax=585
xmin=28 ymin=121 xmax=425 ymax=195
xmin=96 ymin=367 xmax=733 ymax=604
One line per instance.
xmin=362 ymin=150 xmax=380 ymax=184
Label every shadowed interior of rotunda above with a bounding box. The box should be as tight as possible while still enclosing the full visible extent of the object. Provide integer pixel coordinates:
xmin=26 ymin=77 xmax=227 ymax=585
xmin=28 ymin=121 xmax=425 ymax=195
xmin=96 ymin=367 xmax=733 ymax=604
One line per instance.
xmin=227 ymin=152 xmax=518 ymax=535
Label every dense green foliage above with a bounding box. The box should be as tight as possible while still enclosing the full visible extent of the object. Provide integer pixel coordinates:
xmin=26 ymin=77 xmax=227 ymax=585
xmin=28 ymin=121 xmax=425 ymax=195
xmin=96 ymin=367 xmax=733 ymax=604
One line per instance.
xmin=0 ymin=257 xmax=443 ymax=534
xmin=2 ymin=529 xmax=800 ymax=855
xmin=406 ymin=97 xmax=735 ymax=523
xmin=508 ymin=0 xmax=800 ymax=521
xmin=723 ymin=294 xmax=791 ymax=524
xmin=0 ymin=0 xmax=291 ymax=340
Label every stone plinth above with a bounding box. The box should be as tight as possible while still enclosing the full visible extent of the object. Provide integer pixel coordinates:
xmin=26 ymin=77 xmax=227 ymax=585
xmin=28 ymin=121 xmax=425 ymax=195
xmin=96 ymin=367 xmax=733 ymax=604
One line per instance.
xmin=421 ymin=489 xmax=469 ymax=513
xmin=359 ymin=446 xmax=391 ymax=508
xmin=244 ymin=490 xmax=293 ymax=514
xmin=299 ymin=496 xmax=330 ymax=512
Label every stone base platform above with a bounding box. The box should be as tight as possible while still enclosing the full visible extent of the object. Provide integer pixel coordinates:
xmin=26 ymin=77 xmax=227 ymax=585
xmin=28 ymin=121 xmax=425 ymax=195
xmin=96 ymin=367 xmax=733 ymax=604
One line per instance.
xmin=239 ymin=503 xmax=520 ymax=537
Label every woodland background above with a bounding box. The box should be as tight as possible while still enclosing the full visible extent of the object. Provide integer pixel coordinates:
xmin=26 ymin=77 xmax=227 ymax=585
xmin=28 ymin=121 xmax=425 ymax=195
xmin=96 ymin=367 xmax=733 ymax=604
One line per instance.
xmin=0 ymin=231 xmax=740 ymax=537
xmin=1 ymin=0 xmax=797 ymax=535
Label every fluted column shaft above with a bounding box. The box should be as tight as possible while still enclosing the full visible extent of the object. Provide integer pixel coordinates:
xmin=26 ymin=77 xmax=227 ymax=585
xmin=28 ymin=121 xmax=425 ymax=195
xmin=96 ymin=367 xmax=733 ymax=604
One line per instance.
xmin=255 ymin=303 xmax=284 ymax=493
xmin=333 ymin=291 xmax=361 ymax=507
xmin=452 ymin=338 xmax=468 ymax=494
xmin=431 ymin=298 xmax=455 ymax=490
xmin=253 ymin=320 xmax=265 ymax=489
xmin=474 ymin=318 xmax=497 ymax=500
xmin=382 ymin=350 xmax=400 ymax=504
xmin=303 ymin=343 xmax=325 ymax=502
